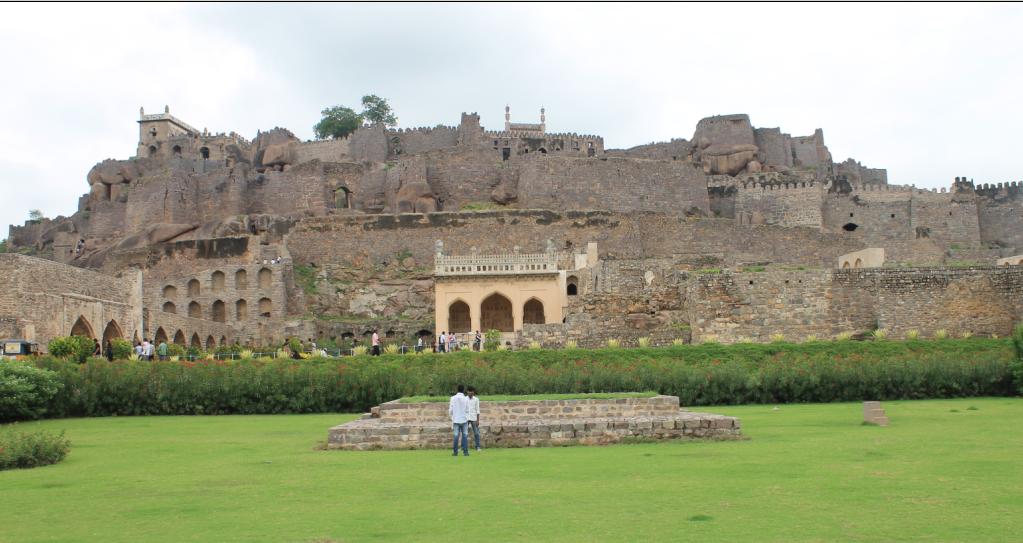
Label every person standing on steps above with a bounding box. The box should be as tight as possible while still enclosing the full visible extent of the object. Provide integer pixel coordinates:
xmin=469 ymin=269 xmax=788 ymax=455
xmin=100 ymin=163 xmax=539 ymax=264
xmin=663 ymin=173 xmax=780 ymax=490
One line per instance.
xmin=449 ymin=384 xmax=470 ymax=456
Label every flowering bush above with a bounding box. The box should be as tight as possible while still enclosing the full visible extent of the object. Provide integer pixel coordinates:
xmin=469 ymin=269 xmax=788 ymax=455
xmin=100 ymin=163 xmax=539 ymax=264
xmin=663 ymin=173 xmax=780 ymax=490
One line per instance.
xmin=21 ymin=339 xmax=1016 ymax=418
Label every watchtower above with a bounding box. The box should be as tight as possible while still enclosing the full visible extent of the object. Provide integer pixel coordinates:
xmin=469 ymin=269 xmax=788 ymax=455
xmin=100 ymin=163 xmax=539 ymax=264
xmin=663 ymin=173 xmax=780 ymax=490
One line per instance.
xmin=136 ymin=105 xmax=200 ymax=159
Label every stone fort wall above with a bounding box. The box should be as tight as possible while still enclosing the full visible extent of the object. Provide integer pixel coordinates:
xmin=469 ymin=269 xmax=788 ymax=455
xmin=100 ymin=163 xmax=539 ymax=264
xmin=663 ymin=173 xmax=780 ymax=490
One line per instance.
xmin=0 ymin=254 xmax=143 ymax=349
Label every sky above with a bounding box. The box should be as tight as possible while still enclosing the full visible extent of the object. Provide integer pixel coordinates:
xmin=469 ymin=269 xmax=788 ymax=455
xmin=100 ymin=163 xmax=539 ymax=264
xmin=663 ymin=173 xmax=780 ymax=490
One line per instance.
xmin=2 ymin=3 xmax=1022 ymax=235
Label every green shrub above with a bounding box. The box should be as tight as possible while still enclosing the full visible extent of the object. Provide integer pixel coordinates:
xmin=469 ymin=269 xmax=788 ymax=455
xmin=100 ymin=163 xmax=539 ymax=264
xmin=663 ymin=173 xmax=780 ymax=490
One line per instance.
xmin=637 ymin=337 xmax=651 ymax=348
xmin=484 ymin=329 xmax=501 ymax=351
xmin=47 ymin=336 xmax=94 ymax=364
xmin=1013 ymin=324 xmax=1023 ymax=360
xmin=110 ymin=339 xmax=133 ymax=360
xmin=167 ymin=343 xmax=186 ymax=357
xmin=0 ymin=429 xmax=71 ymax=470
xmin=0 ymin=363 xmax=62 ymax=422
xmin=21 ymin=339 xmax=1018 ymax=418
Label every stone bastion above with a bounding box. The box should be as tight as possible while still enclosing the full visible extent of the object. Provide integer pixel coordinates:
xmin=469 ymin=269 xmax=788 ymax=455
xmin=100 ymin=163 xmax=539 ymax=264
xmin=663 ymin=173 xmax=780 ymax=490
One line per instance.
xmin=327 ymin=395 xmax=742 ymax=450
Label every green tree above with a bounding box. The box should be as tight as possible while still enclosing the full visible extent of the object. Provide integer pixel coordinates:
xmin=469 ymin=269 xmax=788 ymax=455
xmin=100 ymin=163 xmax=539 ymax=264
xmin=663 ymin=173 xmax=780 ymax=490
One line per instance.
xmin=360 ymin=94 xmax=397 ymax=126
xmin=313 ymin=106 xmax=363 ymax=140
xmin=28 ymin=209 xmax=44 ymax=222
xmin=0 ymin=238 xmax=7 ymax=254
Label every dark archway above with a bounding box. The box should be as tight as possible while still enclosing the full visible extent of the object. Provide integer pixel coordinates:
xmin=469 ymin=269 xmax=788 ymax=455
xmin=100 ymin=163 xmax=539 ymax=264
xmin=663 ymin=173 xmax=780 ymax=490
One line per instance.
xmin=212 ymin=300 xmax=226 ymax=323
xmin=148 ymin=145 xmax=157 ymax=157
xmin=448 ymin=300 xmax=471 ymax=333
xmin=163 ymin=285 xmax=177 ymax=298
xmin=102 ymin=320 xmax=123 ymax=346
xmin=258 ymin=297 xmax=271 ymax=317
xmin=200 ymin=147 xmax=210 ymax=160
xmin=155 ymin=327 xmax=168 ymax=345
xmin=70 ymin=316 xmax=95 ymax=338
xmin=211 ymin=271 xmax=225 ymax=292
xmin=163 ymin=301 xmax=176 ymax=314
xmin=567 ymin=275 xmax=578 ymax=296
xmin=187 ymin=278 xmax=200 ymax=297
xmin=236 ymin=299 xmax=247 ymax=321
xmin=523 ymin=298 xmax=545 ymax=325
xmin=190 ymin=333 xmax=202 ymax=349
xmin=481 ymin=293 xmax=513 ymax=332
xmin=172 ymin=145 xmax=182 ymax=157
xmin=235 ymin=269 xmax=248 ymax=289
xmin=258 ymin=268 xmax=272 ymax=289
xmin=206 ymin=335 xmax=216 ymax=350
xmin=188 ymin=301 xmax=202 ymax=319
xmin=334 ymin=186 xmax=352 ymax=210
xmin=173 ymin=330 xmax=186 ymax=346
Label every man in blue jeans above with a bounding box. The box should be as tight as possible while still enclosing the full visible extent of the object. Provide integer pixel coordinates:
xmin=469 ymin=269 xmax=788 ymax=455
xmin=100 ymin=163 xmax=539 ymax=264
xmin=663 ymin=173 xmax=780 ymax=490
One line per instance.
xmin=449 ymin=384 xmax=470 ymax=456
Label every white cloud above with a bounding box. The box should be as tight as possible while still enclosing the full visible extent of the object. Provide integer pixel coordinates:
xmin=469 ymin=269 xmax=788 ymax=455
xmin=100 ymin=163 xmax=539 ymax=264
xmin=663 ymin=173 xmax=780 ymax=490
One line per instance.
xmin=2 ymin=3 xmax=1021 ymax=235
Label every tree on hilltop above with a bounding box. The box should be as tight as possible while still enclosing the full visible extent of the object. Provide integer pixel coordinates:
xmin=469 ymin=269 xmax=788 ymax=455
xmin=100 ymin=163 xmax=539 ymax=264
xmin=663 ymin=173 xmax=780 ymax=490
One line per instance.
xmin=360 ymin=95 xmax=397 ymax=126
xmin=313 ymin=94 xmax=398 ymax=140
xmin=313 ymin=106 xmax=363 ymax=140
xmin=28 ymin=209 xmax=44 ymax=222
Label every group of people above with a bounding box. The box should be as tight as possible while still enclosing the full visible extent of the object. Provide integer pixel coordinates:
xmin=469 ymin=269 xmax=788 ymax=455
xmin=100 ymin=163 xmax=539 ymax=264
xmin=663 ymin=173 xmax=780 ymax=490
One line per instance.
xmin=448 ymin=385 xmax=482 ymax=456
xmin=436 ymin=330 xmax=483 ymax=353
xmin=132 ymin=339 xmax=169 ymax=361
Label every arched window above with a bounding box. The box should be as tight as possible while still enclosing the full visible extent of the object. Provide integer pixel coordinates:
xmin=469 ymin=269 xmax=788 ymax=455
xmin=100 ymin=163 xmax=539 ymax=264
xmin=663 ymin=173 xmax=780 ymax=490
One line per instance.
xmin=189 ymin=301 xmax=202 ymax=319
xmin=335 ymin=186 xmax=352 ymax=210
xmin=70 ymin=316 xmax=95 ymax=338
xmin=480 ymin=293 xmax=513 ymax=332
xmin=163 ymin=285 xmax=177 ymax=298
xmin=190 ymin=333 xmax=202 ymax=349
xmin=236 ymin=299 xmax=247 ymax=321
xmin=172 ymin=145 xmax=182 ymax=157
xmin=206 ymin=336 xmax=216 ymax=350
xmin=567 ymin=275 xmax=578 ymax=296
xmin=235 ymin=269 xmax=248 ymax=289
xmin=854 ymin=258 xmax=863 ymax=269
xmin=523 ymin=299 xmax=545 ymax=325
xmin=448 ymin=300 xmax=471 ymax=333
xmin=163 ymin=301 xmax=177 ymax=314
xmin=173 ymin=330 xmax=187 ymax=346
xmin=148 ymin=145 xmax=157 ymax=157
xmin=220 ymin=335 xmax=227 ymax=346
xmin=200 ymin=147 xmax=210 ymax=160
xmin=258 ymin=297 xmax=272 ymax=317
xmin=258 ymin=268 xmax=272 ymax=289
xmin=154 ymin=327 xmax=168 ymax=345
xmin=842 ymin=261 xmax=851 ymax=269
xmin=212 ymin=300 xmax=226 ymax=323
xmin=211 ymin=271 xmax=225 ymax=292
xmin=187 ymin=279 xmax=200 ymax=297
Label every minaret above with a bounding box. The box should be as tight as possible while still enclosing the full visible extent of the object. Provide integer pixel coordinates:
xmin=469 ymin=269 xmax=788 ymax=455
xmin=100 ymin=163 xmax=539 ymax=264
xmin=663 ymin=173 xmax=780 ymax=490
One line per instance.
xmin=539 ymin=107 xmax=546 ymax=134
xmin=504 ymin=105 xmax=511 ymax=131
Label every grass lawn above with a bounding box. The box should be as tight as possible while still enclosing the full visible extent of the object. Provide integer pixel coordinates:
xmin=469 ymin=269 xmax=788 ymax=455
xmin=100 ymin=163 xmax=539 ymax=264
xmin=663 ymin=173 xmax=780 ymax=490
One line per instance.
xmin=1 ymin=398 xmax=1021 ymax=542
xmin=398 ymin=391 xmax=659 ymax=403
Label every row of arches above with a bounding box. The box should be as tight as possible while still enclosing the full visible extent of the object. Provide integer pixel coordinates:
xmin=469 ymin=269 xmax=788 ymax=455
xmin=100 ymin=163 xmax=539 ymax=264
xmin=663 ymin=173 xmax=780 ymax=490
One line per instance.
xmin=163 ymin=268 xmax=272 ymax=299
xmin=162 ymin=298 xmax=271 ymax=320
xmin=152 ymin=327 xmax=229 ymax=351
xmin=446 ymin=294 xmax=546 ymax=333
xmin=69 ymin=316 xmax=125 ymax=345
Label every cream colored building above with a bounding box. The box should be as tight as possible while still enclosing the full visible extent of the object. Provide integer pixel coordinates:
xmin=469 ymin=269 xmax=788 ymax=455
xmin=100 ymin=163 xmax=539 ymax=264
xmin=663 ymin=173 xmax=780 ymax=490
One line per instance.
xmin=838 ymin=248 xmax=885 ymax=269
xmin=433 ymin=243 xmax=600 ymax=343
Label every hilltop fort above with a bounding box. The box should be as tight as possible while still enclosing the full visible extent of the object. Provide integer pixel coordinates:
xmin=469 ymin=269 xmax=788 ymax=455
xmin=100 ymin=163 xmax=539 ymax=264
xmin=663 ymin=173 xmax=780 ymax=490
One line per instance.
xmin=5 ymin=105 xmax=1023 ymax=350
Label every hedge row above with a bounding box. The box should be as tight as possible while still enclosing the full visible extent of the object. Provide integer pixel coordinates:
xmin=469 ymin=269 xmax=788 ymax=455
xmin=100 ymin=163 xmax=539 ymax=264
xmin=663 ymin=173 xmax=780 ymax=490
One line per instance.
xmin=10 ymin=339 xmax=1016 ymax=418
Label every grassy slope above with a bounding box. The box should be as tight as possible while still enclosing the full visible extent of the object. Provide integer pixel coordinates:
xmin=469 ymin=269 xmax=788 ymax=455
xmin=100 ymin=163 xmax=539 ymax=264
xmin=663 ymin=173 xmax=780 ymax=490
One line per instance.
xmin=399 ymin=391 xmax=659 ymax=403
xmin=1 ymin=398 xmax=1021 ymax=542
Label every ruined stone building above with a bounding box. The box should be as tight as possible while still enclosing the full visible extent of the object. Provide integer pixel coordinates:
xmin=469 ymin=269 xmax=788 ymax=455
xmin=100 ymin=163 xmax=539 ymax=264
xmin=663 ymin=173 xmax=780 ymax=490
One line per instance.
xmin=5 ymin=105 xmax=1023 ymax=350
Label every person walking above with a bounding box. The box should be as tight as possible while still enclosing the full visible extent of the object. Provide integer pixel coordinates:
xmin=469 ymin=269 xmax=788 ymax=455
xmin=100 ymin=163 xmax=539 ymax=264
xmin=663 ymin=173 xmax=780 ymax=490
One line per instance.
xmin=449 ymin=385 xmax=470 ymax=456
xmin=473 ymin=330 xmax=482 ymax=352
xmin=144 ymin=339 xmax=154 ymax=361
xmin=466 ymin=386 xmax=482 ymax=452
xmin=371 ymin=330 xmax=381 ymax=356
xmin=157 ymin=339 xmax=168 ymax=361
xmin=416 ymin=335 xmax=424 ymax=353
xmin=104 ymin=341 xmax=113 ymax=361
xmin=438 ymin=331 xmax=446 ymax=353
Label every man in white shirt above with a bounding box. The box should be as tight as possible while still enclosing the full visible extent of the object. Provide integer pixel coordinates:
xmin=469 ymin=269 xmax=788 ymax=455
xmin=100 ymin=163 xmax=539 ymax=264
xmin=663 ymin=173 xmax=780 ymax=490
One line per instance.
xmin=141 ymin=339 xmax=151 ymax=361
xmin=449 ymin=385 xmax=470 ymax=456
xmin=144 ymin=340 xmax=154 ymax=361
xmin=371 ymin=330 xmax=380 ymax=356
xmin=466 ymin=386 xmax=481 ymax=452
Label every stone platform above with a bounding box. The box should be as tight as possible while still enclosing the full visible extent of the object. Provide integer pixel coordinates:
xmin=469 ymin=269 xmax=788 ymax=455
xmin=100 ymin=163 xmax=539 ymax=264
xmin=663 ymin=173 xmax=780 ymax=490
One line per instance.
xmin=327 ymin=395 xmax=741 ymax=450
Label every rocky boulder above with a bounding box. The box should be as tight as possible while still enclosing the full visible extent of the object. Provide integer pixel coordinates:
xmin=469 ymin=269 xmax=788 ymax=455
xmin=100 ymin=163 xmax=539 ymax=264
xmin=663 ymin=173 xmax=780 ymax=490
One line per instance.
xmin=700 ymin=143 xmax=759 ymax=176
